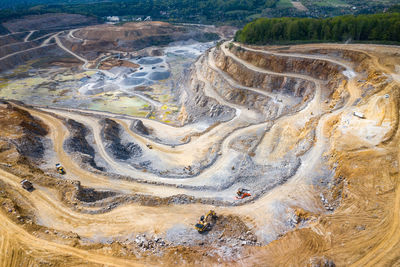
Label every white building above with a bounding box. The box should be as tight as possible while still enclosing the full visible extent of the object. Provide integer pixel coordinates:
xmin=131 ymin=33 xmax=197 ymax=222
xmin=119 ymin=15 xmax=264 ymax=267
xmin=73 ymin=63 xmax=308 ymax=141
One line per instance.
xmin=106 ymin=16 xmax=120 ymax=24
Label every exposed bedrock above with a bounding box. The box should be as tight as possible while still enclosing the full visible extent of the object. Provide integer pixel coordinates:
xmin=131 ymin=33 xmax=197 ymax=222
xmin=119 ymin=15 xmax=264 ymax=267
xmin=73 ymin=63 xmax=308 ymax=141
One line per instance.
xmin=100 ymin=118 xmax=143 ymax=160
xmin=131 ymin=119 xmax=149 ymax=135
xmin=230 ymin=45 xmax=345 ymax=81
xmin=178 ymin=66 xmax=235 ymax=124
xmin=226 ymin=46 xmax=353 ymax=105
xmin=63 ymin=119 xmax=105 ymax=171
xmin=199 ymin=51 xmax=308 ymax=120
xmin=214 ymin=48 xmax=316 ymax=99
xmin=75 ymin=182 xmax=118 ymax=203
xmin=0 ymin=102 xmax=49 ymax=160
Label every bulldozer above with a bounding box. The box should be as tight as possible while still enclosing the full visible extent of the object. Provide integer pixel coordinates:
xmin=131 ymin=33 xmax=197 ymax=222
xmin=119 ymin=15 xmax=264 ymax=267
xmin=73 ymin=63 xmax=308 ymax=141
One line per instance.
xmin=56 ymin=163 xmax=66 ymax=175
xmin=194 ymin=210 xmax=217 ymax=233
xmin=235 ymin=188 xmax=251 ymax=199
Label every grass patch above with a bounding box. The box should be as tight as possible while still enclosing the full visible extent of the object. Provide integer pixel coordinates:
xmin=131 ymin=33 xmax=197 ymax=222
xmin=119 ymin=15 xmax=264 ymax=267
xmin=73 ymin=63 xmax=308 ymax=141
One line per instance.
xmin=277 ymin=0 xmax=293 ymax=8
xmin=303 ymin=0 xmax=349 ymax=7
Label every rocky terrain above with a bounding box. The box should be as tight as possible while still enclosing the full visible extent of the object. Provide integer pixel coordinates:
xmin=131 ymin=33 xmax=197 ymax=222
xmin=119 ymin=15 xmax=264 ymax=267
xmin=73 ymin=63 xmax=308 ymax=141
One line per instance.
xmin=0 ymin=13 xmax=400 ymax=267
xmin=66 ymin=21 xmax=219 ymax=60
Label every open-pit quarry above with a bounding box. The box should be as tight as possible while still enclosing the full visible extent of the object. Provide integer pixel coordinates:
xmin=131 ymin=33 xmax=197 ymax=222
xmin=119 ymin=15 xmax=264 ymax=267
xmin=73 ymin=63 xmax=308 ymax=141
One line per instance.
xmin=0 ymin=14 xmax=400 ymax=266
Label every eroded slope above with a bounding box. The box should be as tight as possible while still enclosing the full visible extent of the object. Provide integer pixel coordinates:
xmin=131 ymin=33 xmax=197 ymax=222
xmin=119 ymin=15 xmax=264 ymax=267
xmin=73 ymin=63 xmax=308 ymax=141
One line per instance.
xmin=0 ymin=36 xmax=399 ymax=266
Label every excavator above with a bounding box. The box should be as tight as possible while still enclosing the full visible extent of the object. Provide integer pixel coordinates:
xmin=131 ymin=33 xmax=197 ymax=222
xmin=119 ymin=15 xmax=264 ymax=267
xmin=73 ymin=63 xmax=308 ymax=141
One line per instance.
xmin=194 ymin=210 xmax=217 ymax=233
xmin=146 ymin=143 xmax=153 ymax=149
xmin=235 ymin=188 xmax=251 ymax=199
xmin=56 ymin=163 xmax=66 ymax=175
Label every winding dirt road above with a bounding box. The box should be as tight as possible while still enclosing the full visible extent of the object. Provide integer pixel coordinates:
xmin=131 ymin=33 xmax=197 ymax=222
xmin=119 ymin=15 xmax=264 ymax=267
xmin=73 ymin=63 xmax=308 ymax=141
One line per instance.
xmin=1 ymin=33 xmax=399 ymax=265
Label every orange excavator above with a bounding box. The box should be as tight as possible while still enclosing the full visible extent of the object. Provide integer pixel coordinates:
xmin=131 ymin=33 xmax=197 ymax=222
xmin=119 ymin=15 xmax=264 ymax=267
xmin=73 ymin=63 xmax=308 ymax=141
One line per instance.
xmin=235 ymin=188 xmax=251 ymax=199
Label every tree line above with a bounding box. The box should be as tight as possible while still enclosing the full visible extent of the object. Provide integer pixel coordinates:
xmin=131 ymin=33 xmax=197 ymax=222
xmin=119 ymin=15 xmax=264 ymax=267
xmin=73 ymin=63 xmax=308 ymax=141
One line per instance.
xmin=235 ymin=12 xmax=400 ymax=44
xmin=0 ymin=0 xmax=273 ymax=25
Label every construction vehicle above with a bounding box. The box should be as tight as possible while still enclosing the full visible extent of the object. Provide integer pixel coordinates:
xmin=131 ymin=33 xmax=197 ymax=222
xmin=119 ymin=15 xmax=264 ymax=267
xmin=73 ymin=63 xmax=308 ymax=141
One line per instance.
xmin=235 ymin=188 xmax=251 ymax=199
xmin=20 ymin=179 xmax=34 ymax=191
xmin=194 ymin=210 xmax=217 ymax=233
xmin=56 ymin=163 xmax=66 ymax=174
xmin=146 ymin=143 xmax=153 ymax=149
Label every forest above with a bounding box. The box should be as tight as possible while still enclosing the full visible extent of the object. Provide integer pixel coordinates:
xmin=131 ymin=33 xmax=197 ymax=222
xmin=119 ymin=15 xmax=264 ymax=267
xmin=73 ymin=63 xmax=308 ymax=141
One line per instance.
xmin=2 ymin=1 xmax=400 ymax=26
xmin=0 ymin=0 xmax=275 ymax=25
xmin=235 ymin=12 xmax=400 ymax=44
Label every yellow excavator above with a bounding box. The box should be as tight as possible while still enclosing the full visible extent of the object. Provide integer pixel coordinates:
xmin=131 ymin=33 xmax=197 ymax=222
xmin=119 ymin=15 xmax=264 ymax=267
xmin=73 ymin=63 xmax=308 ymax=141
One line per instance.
xmin=56 ymin=163 xmax=66 ymax=175
xmin=194 ymin=210 xmax=217 ymax=233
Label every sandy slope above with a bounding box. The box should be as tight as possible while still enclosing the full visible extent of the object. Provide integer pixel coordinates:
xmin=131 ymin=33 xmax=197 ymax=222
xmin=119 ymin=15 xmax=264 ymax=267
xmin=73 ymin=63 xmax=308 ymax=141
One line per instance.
xmin=0 ymin=35 xmax=399 ymax=266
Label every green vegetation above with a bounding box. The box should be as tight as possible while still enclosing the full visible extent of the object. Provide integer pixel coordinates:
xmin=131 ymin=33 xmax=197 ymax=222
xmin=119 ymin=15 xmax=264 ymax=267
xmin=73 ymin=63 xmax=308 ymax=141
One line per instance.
xmin=276 ymin=0 xmax=293 ymax=9
xmin=0 ymin=0 xmax=273 ymax=25
xmin=1 ymin=0 xmax=399 ymax=26
xmin=311 ymin=0 xmax=348 ymax=7
xmin=389 ymin=4 xmax=400 ymax=12
xmin=235 ymin=12 xmax=400 ymax=44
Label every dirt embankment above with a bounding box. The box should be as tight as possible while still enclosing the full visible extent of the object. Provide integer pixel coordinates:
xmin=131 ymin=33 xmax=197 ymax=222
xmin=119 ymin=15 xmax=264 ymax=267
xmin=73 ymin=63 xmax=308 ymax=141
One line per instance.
xmin=68 ymin=22 xmax=219 ymax=60
xmin=0 ymin=43 xmax=81 ymax=73
xmin=64 ymin=118 xmax=105 ymax=171
xmin=0 ymin=101 xmax=48 ymax=162
xmin=0 ymin=33 xmax=26 ymax=46
xmin=2 ymin=13 xmax=98 ymax=32
xmin=100 ymin=118 xmax=143 ymax=160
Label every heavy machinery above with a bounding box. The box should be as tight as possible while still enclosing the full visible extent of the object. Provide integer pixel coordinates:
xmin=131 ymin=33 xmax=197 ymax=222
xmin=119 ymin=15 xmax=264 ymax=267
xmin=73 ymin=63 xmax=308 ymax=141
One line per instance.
xmin=20 ymin=179 xmax=34 ymax=191
xmin=235 ymin=188 xmax=251 ymax=199
xmin=146 ymin=143 xmax=153 ymax=149
xmin=194 ymin=210 xmax=217 ymax=233
xmin=56 ymin=163 xmax=66 ymax=174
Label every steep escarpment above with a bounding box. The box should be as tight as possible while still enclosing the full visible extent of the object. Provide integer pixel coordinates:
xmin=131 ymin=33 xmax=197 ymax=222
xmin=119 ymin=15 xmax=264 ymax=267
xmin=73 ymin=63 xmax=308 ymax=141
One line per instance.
xmin=214 ymin=47 xmax=316 ymax=98
xmin=0 ymin=101 xmax=48 ymax=162
xmin=64 ymin=119 xmax=105 ymax=171
xmin=178 ymin=65 xmax=236 ymax=124
xmin=231 ymin=45 xmax=345 ymax=81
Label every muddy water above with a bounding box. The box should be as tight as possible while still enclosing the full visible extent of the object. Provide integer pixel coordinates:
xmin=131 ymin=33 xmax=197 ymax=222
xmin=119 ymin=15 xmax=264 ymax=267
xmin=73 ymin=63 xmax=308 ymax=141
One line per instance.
xmin=0 ymin=40 xmax=215 ymax=123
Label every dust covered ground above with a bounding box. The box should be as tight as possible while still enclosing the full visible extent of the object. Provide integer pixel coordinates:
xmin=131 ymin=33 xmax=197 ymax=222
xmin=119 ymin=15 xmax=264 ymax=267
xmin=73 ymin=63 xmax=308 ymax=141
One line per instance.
xmin=0 ymin=14 xmax=400 ymax=267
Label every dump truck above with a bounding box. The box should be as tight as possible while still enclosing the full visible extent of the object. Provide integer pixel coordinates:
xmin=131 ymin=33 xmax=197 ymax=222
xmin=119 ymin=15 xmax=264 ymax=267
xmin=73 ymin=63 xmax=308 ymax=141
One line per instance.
xmin=353 ymin=111 xmax=365 ymax=119
xmin=194 ymin=210 xmax=217 ymax=233
xmin=20 ymin=179 xmax=34 ymax=191
xmin=56 ymin=163 xmax=66 ymax=174
xmin=235 ymin=188 xmax=251 ymax=199
xmin=146 ymin=143 xmax=153 ymax=149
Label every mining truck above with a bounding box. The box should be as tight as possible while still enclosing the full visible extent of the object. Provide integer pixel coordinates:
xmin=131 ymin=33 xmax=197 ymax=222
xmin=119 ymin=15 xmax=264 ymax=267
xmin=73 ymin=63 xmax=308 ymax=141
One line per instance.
xmin=20 ymin=179 xmax=34 ymax=191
